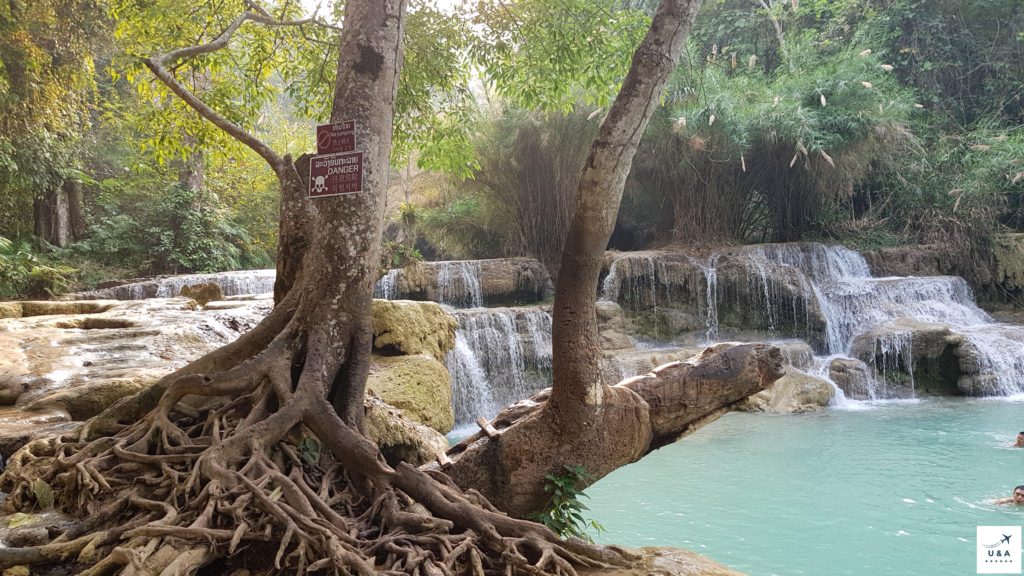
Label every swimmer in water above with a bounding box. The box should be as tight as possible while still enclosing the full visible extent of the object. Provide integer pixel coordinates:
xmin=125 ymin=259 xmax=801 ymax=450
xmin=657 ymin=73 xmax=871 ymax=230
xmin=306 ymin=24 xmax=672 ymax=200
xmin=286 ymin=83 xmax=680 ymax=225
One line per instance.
xmin=1013 ymin=432 xmax=1024 ymax=448
xmin=994 ymin=485 xmax=1024 ymax=505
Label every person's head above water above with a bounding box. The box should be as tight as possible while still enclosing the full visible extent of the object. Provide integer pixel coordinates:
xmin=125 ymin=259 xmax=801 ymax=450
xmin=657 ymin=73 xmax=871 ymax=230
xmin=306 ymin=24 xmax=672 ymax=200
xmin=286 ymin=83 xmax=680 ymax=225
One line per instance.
xmin=1014 ymin=486 xmax=1024 ymax=504
xmin=1016 ymin=432 xmax=1024 ymax=447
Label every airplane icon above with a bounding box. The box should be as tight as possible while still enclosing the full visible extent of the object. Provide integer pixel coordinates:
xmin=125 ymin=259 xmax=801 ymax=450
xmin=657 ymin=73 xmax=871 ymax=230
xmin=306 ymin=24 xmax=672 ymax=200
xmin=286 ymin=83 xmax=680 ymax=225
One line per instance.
xmin=985 ymin=534 xmax=1013 ymax=548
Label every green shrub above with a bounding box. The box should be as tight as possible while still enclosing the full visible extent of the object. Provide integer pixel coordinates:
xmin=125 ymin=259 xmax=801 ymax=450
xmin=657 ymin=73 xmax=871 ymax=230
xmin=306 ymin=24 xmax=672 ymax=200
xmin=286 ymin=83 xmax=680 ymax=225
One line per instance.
xmin=0 ymin=236 xmax=77 ymax=298
xmin=530 ymin=465 xmax=605 ymax=542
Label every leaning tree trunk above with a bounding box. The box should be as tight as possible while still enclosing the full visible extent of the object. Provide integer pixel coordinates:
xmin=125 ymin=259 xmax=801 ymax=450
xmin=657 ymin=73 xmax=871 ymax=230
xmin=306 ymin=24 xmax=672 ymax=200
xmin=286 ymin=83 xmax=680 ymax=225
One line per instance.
xmin=444 ymin=0 xmax=710 ymax=516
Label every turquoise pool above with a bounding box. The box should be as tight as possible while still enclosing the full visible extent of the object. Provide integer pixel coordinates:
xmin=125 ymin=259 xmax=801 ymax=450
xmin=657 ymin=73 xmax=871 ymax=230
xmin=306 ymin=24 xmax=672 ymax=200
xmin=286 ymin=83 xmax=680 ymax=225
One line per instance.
xmin=587 ymin=399 xmax=1024 ymax=575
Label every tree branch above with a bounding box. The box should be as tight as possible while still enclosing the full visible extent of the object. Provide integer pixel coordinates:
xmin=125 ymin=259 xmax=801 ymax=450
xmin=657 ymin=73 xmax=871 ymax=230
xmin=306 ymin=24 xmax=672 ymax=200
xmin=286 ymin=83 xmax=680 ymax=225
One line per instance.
xmin=143 ymin=9 xmax=320 ymax=174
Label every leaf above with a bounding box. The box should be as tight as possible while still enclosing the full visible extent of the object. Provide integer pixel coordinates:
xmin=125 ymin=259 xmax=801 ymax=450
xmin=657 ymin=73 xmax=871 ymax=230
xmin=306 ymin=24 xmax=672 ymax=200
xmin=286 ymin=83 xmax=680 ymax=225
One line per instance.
xmin=31 ymin=479 xmax=54 ymax=510
xmin=300 ymin=436 xmax=321 ymax=466
xmin=7 ymin=513 xmax=34 ymax=528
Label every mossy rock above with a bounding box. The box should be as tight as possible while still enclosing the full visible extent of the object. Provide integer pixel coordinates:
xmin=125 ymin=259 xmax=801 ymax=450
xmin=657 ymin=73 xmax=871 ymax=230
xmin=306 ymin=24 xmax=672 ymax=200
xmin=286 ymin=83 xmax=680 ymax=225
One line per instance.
xmin=26 ymin=377 xmax=154 ymax=420
xmin=366 ymin=354 xmax=453 ymax=434
xmin=364 ymin=396 xmax=448 ymax=467
xmin=371 ymin=300 xmax=457 ymax=362
xmin=179 ymin=282 xmax=224 ymax=306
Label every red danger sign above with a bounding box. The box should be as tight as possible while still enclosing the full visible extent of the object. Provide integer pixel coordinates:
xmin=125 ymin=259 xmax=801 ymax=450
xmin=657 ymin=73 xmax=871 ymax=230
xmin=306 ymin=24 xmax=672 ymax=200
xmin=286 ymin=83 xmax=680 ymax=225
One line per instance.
xmin=309 ymin=152 xmax=363 ymax=198
xmin=316 ymin=120 xmax=356 ymax=154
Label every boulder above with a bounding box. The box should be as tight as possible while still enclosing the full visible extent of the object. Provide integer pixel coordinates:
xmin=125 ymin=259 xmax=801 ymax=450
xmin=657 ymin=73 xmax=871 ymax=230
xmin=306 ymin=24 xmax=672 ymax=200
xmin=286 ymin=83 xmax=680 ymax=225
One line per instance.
xmin=849 ymin=319 xmax=962 ymax=396
xmin=739 ymin=368 xmax=834 ymax=413
xmin=372 ymin=300 xmax=457 ymax=362
xmin=26 ymin=377 xmax=154 ymax=420
xmin=579 ymin=547 xmax=744 ymax=576
xmin=992 ymin=234 xmax=1024 ymax=291
xmin=179 ymin=282 xmax=224 ymax=306
xmin=367 ymin=354 xmax=454 ymax=434
xmin=828 ymin=357 xmax=875 ymax=399
xmin=364 ymin=396 xmax=449 ymax=467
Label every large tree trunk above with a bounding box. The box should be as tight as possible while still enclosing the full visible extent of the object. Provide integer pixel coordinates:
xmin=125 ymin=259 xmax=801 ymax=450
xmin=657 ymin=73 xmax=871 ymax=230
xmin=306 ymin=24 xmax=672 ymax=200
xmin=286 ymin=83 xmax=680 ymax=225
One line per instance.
xmin=33 ymin=178 xmax=86 ymax=247
xmin=0 ymin=2 xmax=634 ymax=575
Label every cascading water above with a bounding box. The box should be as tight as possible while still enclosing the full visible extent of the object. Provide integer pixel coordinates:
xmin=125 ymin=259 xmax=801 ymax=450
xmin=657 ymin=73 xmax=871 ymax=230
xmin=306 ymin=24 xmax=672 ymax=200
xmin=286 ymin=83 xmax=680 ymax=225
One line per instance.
xmin=602 ymin=243 xmax=1024 ymax=399
xmin=437 ymin=261 xmax=484 ymax=308
xmin=702 ymin=257 xmax=720 ymax=343
xmin=444 ymin=307 xmax=553 ymax=428
xmin=373 ymin=269 xmax=401 ymax=300
xmin=78 ymin=270 xmax=277 ymax=300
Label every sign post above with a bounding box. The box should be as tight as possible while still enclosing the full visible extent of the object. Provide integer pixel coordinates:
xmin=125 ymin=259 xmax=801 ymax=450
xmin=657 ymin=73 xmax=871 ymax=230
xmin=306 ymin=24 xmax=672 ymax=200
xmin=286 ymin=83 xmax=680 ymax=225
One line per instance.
xmin=316 ymin=120 xmax=356 ymax=154
xmin=309 ymin=152 xmax=363 ymax=198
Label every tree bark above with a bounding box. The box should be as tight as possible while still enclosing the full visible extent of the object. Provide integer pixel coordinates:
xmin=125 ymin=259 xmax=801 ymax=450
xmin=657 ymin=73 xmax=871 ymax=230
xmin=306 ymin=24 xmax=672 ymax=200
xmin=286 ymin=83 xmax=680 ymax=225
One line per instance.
xmin=441 ymin=0 xmax=709 ymax=519
xmin=550 ymin=0 xmax=704 ymax=420
xmin=33 ymin=178 xmax=86 ymax=247
xmin=445 ymin=343 xmax=783 ymax=517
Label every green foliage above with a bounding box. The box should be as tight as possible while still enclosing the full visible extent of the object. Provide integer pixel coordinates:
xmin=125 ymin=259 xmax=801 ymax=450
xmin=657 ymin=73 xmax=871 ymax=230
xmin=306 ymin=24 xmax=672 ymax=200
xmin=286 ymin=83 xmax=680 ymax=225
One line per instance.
xmin=414 ymin=190 xmax=512 ymax=261
xmin=470 ymin=0 xmax=650 ymax=112
xmin=624 ymin=37 xmax=919 ymax=243
xmin=530 ymin=466 xmax=605 ymax=542
xmin=0 ymin=0 xmax=108 ymax=232
xmin=71 ymin=184 xmax=257 ymax=276
xmin=0 ymin=236 xmax=76 ymax=298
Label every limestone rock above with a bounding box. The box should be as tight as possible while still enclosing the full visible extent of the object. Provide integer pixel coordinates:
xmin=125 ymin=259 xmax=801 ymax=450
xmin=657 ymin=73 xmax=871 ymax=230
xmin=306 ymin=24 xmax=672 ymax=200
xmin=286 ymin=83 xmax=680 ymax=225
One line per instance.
xmin=579 ymin=547 xmax=744 ymax=576
xmin=179 ymin=282 xmax=224 ymax=306
xmin=828 ymin=357 xmax=875 ymax=399
xmin=372 ymin=300 xmax=457 ymax=362
xmin=27 ymin=377 xmax=154 ymax=420
xmin=0 ymin=408 xmax=76 ymax=459
xmin=596 ymin=301 xmax=636 ymax=351
xmin=714 ymin=247 xmax=829 ymax=349
xmin=862 ymin=245 xmax=949 ymax=278
xmin=849 ymin=319 xmax=962 ymax=396
xmin=364 ymin=396 xmax=448 ymax=467
xmin=992 ymin=233 xmax=1024 ymax=291
xmin=390 ymin=258 xmax=552 ymax=306
xmin=600 ymin=346 xmax=703 ymax=385
xmin=739 ymin=368 xmax=834 ymax=413
xmin=367 ymin=354 xmax=454 ymax=434
xmin=773 ymin=339 xmax=813 ymax=370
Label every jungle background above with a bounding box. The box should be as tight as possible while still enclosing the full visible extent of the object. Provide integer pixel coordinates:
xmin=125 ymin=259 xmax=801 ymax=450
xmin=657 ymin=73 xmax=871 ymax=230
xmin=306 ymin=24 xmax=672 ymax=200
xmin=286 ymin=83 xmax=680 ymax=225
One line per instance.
xmin=2 ymin=0 xmax=1022 ymax=304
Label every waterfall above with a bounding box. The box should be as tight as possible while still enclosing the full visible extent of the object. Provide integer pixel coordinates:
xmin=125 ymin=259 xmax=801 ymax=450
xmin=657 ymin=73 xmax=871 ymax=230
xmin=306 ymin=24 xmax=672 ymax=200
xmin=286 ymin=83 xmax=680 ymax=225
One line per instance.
xmin=444 ymin=307 xmax=553 ymax=426
xmin=374 ymin=269 xmax=401 ymax=300
xmin=437 ymin=261 xmax=484 ymax=308
xmin=700 ymin=256 xmax=720 ymax=343
xmin=599 ymin=255 xmax=661 ymax=309
xmin=600 ymin=243 xmax=1024 ymax=399
xmin=78 ymin=270 xmax=276 ymax=300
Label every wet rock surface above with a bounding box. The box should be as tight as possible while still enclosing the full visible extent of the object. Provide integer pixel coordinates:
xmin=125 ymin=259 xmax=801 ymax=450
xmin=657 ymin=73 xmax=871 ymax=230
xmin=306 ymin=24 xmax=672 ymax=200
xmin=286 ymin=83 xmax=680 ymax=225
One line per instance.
xmin=739 ymin=368 xmax=835 ymax=413
xmin=0 ymin=295 xmax=458 ymax=462
xmin=579 ymin=547 xmax=745 ymax=576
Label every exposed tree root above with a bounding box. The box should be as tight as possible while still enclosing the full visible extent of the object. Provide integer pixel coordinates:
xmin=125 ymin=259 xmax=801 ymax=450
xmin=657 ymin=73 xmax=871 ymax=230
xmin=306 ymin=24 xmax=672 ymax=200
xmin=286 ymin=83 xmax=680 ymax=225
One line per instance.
xmin=0 ymin=314 xmax=629 ymax=576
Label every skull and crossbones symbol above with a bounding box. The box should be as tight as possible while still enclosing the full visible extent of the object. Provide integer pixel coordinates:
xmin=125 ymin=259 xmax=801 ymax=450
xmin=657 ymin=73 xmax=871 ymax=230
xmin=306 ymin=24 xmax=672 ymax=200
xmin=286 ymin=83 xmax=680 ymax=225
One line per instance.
xmin=312 ymin=175 xmax=327 ymax=195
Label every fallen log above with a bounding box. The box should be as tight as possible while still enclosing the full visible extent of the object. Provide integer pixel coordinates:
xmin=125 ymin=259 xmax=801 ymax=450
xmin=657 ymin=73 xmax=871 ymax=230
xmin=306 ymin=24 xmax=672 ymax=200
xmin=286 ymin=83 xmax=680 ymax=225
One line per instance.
xmin=436 ymin=342 xmax=784 ymax=517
